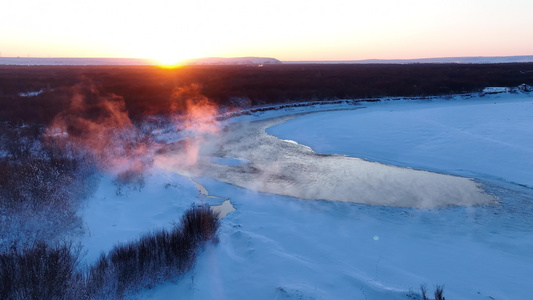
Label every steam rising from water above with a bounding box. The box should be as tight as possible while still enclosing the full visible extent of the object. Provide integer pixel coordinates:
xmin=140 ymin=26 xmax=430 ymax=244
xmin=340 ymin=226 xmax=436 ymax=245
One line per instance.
xmin=157 ymin=115 xmax=496 ymax=209
xmin=168 ymin=84 xmax=221 ymax=166
xmin=46 ymin=82 xmax=221 ymax=175
xmin=45 ymin=82 xmax=152 ymax=173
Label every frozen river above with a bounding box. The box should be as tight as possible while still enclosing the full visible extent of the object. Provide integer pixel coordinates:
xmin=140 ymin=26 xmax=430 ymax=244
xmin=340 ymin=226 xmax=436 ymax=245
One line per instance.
xmin=157 ymin=109 xmax=495 ymax=209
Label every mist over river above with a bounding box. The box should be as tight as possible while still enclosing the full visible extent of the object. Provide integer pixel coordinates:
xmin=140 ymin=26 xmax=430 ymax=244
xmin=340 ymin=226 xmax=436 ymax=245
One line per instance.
xmin=156 ymin=110 xmax=495 ymax=209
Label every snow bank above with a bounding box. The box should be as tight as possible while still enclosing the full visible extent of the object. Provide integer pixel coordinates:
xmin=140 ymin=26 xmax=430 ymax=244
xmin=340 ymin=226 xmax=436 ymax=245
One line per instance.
xmin=78 ymin=169 xmax=201 ymax=264
xmin=482 ymin=87 xmax=510 ymax=94
xmin=18 ymin=89 xmax=43 ymax=97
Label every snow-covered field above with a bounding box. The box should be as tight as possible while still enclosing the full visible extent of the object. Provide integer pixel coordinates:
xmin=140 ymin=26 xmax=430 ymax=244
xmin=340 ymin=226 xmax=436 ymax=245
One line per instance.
xmin=79 ymin=92 xmax=533 ymax=299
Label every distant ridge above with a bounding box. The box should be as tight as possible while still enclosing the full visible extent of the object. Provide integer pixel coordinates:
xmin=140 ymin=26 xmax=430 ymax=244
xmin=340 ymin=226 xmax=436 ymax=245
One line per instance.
xmin=0 ymin=57 xmax=152 ymax=66
xmin=284 ymin=55 xmax=533 ymax=64
xmin=182 ymin=57 xmax=282 ymax=65
xmin=1 ymin=55 xmax=532 ymax=66
xmin=0 ymin=56 xmax=282 ymax=66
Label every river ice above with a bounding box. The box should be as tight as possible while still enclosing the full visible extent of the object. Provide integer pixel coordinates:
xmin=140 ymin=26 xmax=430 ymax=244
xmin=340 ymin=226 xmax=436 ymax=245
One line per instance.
xmin=156 ymin=112 xmax=495 ymax=209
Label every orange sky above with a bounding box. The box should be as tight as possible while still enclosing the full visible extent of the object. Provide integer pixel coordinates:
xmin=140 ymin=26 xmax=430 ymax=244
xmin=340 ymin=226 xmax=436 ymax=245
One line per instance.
xmin=2 ymin=0 xmax=533 ymax=64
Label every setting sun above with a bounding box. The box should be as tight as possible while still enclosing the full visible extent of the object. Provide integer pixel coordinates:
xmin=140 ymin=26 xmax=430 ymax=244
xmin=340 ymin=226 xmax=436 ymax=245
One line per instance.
xmin=153 ymin=54 xmax=186 ymax=68
xmin=136 ymin=41 xmax=199 ymax=68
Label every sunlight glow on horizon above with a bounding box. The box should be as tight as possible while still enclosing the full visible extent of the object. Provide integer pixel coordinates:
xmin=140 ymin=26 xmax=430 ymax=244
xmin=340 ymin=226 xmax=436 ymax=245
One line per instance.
xmin=2 ymin=0 xmax=533 ymax=62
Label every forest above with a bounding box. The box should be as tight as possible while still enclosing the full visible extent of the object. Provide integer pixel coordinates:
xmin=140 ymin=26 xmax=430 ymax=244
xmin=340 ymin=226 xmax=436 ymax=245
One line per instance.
xmin=2 ymin=63 xmax=533 ymax=124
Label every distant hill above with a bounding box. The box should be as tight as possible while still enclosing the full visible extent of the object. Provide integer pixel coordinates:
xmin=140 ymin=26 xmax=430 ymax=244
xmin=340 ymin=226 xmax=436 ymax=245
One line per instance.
xmin=0 ymin=57 xmax=152 ymax=66
xmin=1 ymin=55 xmax=532 ymax=65
xmin=182 ymin=57 xmax=282 ymax=65
xmin=284 ymin=55 xmax=533 ymax=64
xmin=0 ymin=56 xmax=282 ymax=66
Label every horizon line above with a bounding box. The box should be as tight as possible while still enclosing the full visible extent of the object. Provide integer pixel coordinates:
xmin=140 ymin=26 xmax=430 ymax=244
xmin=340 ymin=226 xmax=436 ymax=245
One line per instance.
xmin=1 ymin=54 xmax=533 ymax=65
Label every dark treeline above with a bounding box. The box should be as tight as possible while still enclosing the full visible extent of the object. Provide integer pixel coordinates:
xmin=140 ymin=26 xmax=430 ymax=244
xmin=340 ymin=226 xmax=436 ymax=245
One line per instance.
xmin=1 ymin=63 xmax=533 ymax=124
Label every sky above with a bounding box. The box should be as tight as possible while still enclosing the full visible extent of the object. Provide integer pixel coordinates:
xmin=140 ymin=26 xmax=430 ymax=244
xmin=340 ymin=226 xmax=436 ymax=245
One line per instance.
xmin=2 ymin=0 xmax=533 ymax=63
